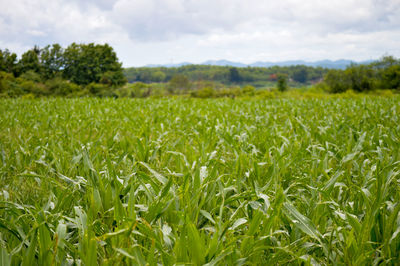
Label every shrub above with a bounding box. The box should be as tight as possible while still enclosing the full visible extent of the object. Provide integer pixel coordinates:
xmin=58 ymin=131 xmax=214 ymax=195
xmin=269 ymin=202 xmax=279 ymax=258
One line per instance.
xmin=86 ymin=82 xmax=112 ymax=97
xmin=191 ymin=87 xmax=215 ymax=98
xmin=116 ymin=82 xmax=152 ymax=98
xmin=277 ymin=73 xmax=288 ymax=92
xmin=19 ymin=70 xmax=42 ymax=83
xmin=0 ymin=71 xmax=14 ymax=93
xmin=241 ymin=85 xmax=256 ymax=96
xmin=46 ymin=78 xmax=81 ymax=96
xmin=17 ymin=79 xmax=47 ymax=96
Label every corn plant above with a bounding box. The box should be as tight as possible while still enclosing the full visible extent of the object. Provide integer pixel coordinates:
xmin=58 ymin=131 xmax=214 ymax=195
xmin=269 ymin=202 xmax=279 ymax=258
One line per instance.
xmin=0 ymin=97 xmax=399 ymax=265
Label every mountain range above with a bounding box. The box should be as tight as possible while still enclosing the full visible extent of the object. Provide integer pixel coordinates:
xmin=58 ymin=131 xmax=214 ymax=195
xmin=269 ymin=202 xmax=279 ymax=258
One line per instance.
xmin=144 ymin=59 xmax=374 ymax=69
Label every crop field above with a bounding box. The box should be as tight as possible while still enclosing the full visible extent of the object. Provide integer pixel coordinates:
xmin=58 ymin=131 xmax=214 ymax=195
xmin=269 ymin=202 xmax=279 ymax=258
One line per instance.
xmin=0 ymin=97 xmax=400 ymax=265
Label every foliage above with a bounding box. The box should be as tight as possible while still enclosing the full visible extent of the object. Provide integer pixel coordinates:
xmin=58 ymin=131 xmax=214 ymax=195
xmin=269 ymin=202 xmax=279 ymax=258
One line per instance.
xmin=191 ymin=86 xmax=215 ymax=98
xmin=63 ymin=43 xmax=126 ymax=86
xmin=45 ymin=78 xmax=81 ymax=96
xmin=0 ymin=43 xmax=126 ymax=97
xmin=1 ymin=98 xmax=400 ymax=264
xmin=124 ymin=64 xmax=327 ymax=85
xmin=277 ymin=73 xmax=288 ymax=92
xmin=19 ymin=47 xmax=41 ymax=74
xmin=0 ymin=71 xmax=15 ymax=94
xmin=229 ymin=67 xmax=242 ymax=83
xmin=116 ymin=82 xmax=152 ymax=98
xmin=39 ymin=44 xmax=64 ymax=79
xmin=0 ymin=49 xmax=18 ymax=75
xmin=292 ymin=65 xmax=309 ymax=83
xmin=324 ymin=56 xmax=400 ymax=93
xmin=168 ymin=74 xmax=191 ymax=93
xmin=241 ymin=85 xmax=256 ymax=96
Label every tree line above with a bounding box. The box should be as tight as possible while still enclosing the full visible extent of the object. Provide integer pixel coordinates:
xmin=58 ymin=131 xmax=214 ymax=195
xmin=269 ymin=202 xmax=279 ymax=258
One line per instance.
xmin=124 ymin=64 xmax=327 ymax=86
xmin=1 ymin=42 xmax=399 ymax=98
xmin=0 ymin=43 xmax=126 ymax=97
xmin=323 ymin=56 xmax=400 ymax=93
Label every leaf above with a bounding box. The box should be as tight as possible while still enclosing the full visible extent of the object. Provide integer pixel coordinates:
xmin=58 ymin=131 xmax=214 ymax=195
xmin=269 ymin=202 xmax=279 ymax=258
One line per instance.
xmin=342 ymin=152 xmax=358 ymax=164
xmin=230 ymin=218 xmax=247 ymax=230
xmin=140 ymin=162 xmax=167 ymax=185
xmin=115 ymin=248 xmax=135 ymax=260
xmin=323 ymin=170 xmax=344 ymax=192
xmin=283 ymin=202 xmax=322 ymax=241
xmin=0 ymin=247 xmax=11 ymax=266
xmin=187 ymin=222 xmax=205 ymax=265
xmin=346 ymin=212 xmax=361 ymax=236
xmin=200 ymin=210 xmax=215 ymax=224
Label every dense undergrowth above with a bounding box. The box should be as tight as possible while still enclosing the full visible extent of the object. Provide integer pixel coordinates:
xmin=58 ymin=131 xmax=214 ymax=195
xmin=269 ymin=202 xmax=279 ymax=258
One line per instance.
xmin=0 ymin=98 xmax=400 ymax=265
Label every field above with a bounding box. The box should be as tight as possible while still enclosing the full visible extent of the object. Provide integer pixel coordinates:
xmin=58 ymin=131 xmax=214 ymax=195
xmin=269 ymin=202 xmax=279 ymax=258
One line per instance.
xmin=1 ymin=97 xmax=400 ymax=265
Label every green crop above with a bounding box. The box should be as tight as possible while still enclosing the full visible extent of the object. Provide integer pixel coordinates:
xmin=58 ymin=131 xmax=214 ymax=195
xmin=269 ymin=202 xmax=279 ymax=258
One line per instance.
xmin=0 ymin=97 xmax=400 ymax=265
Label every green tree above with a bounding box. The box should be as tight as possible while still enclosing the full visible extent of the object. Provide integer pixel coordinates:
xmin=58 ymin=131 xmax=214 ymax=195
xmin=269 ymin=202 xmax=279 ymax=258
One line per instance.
xmin=324 ymin=69 xmax=349 ymax=93
xmin=292 ymin=66 xmax=308 ymax=83
xmin=151 ymin=71 xmax=166 ymax=82
xmin=0 ymin=49 xmax=18 ymax=75
xmin=241 ymin=85 xmax=255 ymax=96
xmin=344 ymin=64 xmax=374 ymax=92
xmin=40 ymin=44 xmax=64 ymax=79
xmin=19 ymin=46 xmax=41 ymax=74
xmin=380 ymin=65 xmax=400 ymax=90
xmin=63 ymin=43 xmax=125 ymax=86
xmin=277 ymin=73 xmax=288 ymax=92
xmin=168 ymin=74 xmax=191 ymax=93
xmin=229 ymin=67 xmax=242 ymax=83
xmin=0 ymin=71 xmax=14 ymax=93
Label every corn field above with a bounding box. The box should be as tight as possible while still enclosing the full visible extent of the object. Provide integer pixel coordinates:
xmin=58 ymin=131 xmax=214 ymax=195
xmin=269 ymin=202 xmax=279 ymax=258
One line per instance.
xmin=1 ymin=98 xmax=400 ymax=265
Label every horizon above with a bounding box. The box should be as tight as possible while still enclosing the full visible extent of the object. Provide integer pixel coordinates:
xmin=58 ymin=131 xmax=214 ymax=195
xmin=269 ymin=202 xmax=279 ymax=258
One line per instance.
xmin=136 ymin=57 xmax=377 ymax=68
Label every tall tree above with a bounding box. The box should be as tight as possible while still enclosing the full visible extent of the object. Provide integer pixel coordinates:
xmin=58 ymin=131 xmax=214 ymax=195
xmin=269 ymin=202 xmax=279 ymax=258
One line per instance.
xmin=19 ymin=46 xmax=41 ymax=74
xmin=292 ymin=66 xmax=308 ymax=83
xmin=40 ymin=44 xmax=64 ymax=79
xmin=229 ymin=67 xmax=242 ymax=83
xmin=277 ymin=73 xmax=288 ymax=92
xmin=0 ymin=49 xmax=18 ymax=75
xmin=63 ymin=43 xmax=126 ymax=86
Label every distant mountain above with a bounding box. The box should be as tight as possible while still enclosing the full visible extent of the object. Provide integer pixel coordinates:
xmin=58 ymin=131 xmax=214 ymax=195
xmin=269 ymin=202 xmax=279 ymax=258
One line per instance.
xmin=202 ymin=60 xmax=247 ymax=67
xmin=144 ymin=62 xmax=192 ymax=68
xmin=143 ymin=59 xmax=374 ymax=69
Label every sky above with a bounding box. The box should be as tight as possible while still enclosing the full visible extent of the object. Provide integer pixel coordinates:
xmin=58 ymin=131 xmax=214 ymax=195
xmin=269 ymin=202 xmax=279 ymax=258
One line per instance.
xmin=0 ymin=0 xmax=399 ymax=67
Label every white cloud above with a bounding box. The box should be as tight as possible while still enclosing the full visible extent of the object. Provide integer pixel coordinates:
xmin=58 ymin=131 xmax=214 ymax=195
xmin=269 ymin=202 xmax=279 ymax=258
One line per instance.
xmin=0 ymin=0 xmax=399 ymax=66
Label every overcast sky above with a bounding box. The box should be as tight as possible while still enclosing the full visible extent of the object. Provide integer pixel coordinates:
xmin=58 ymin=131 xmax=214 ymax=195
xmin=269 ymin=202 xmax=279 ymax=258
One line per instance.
xmin=1 ymin=0 xmax=399 ymax=67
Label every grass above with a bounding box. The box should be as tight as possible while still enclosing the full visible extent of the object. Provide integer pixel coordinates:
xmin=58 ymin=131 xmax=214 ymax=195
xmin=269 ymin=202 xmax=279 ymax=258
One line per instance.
xmin=0 ymin=97 xmax=400 ymax=265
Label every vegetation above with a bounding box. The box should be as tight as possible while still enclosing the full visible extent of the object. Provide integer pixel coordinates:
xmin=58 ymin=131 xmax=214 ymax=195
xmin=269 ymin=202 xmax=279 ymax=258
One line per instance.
xmin=1 ymin=97 xmax=400 ymax=264
xmin=1 ymin=43 xmax=399 ymax=98
xmin=123 ymin=64 xmax=327 ymax=86
xmin=0 ymin=43 xmax=126 ymax=97
xmin=324 ymin=56 xmax=400 ymax=93
xmin=277 ymin=73 xmax=288 ymax=92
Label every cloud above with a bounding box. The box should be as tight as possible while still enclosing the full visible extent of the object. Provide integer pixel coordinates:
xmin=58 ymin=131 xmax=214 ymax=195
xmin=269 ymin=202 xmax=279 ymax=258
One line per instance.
xmin=0 ymin=0 xmax=399 ymax=65
xmin=109 ymin=0 xmax=400 ymax=40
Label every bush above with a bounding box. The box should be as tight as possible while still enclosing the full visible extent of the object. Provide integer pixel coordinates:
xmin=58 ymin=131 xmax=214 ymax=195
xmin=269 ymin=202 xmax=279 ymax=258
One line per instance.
xmin=277 ymin=73 xmax=288 ymax=92
xmin=324 ymin=69 xmax=349 ymax=93
xmin=191 ymin=87 xmax=215 ymax=98
xmin=19 ymin=70 xmax=42 ymax=83
xmin=100 ymin=71 xmax=127 ymax=87
xmin=241 ymin=85 xmax=255 ymax=96
xmin=17 ymin=79 xmax=47 ymax=96
xmin=379 ymin=65 xmax=400 ymax=90
xmin=256 ymin=90 xmax=277 ymax=99
xmin=86 ymin=82 xmax=114 ymax=97
xmin=46 ymin=78 xmax=81 ymax=96
xmin=168 ymin=75 xmax=191 ymax=94
xmin=0 ymin=71 xmax=14 ymax=93
xmin=116 ymin=82 xmax=151 ymax=98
